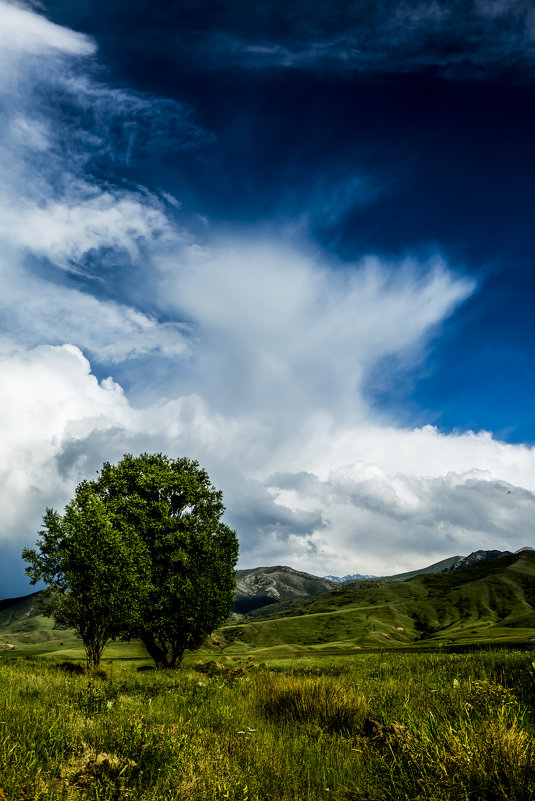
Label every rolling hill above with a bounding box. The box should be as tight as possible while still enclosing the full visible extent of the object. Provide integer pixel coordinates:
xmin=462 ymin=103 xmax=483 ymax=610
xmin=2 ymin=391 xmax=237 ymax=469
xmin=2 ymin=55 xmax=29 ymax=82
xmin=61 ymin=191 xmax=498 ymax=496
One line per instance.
xmin=0 ymin=591 xmax=73 ymax=653
xmin=217 ymin=550 xmax=535 ymax=654
xmin=1 ymin=551 xmax=534 ymax=658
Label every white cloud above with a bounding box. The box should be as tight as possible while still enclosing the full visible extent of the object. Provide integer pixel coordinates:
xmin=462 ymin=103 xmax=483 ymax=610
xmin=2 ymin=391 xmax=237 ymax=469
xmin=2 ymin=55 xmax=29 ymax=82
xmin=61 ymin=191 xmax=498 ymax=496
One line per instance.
xmin=1 ymin=187 xmax=173 ymax=271
xmin=0 ymin=260 xmax=191 ymax=362
xmin=158 ymin=241 xmax=473 ymax=420
xmin=1 ymin=331 xmax=534 ymax=578
xmin=0 ymin=1 xmax=95 ymax=58
xmin=266 ymin=461 xmax=535 ymax=576
xmin=0 ymin=0 xmax=195 ymax=362
xmin=0 ymin=342 xmax=131 ymax=539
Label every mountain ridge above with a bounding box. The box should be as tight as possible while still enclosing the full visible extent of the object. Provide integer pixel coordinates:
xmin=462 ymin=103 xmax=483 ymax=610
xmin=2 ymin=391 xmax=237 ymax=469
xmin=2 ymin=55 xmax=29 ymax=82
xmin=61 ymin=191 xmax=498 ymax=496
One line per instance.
xmin=234 ymin=565 xmax=337 ymax=614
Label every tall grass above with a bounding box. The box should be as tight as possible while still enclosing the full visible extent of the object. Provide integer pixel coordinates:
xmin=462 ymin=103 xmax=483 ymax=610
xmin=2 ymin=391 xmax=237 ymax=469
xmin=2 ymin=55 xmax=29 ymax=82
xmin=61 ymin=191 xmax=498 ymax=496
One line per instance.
xmin=0 ymin=650 xmax=533 ymax=799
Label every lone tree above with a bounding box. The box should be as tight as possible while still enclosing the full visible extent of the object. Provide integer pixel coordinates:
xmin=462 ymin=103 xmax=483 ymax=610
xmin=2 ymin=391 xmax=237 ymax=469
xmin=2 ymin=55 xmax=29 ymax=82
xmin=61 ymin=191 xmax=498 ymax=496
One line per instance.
xmin=94 ymin=453 xmax=239 ymax=668
xmin=22 ymin=481 xmax=148 ymax=669
xmin=23 ymin=453 xmax=239 ymax=670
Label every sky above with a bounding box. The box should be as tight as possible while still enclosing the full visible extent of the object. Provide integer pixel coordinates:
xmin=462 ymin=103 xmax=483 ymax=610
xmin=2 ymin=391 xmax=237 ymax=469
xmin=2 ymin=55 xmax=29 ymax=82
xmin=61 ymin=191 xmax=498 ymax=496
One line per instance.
xmin=1 ymin=0 xmax=535 ymax=597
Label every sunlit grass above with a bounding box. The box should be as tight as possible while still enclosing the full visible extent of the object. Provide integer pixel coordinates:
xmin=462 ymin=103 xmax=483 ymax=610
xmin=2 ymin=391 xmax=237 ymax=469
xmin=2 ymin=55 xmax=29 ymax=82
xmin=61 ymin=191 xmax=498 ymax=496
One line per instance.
xmin=0 ymin=650 xmax=533 ymax=799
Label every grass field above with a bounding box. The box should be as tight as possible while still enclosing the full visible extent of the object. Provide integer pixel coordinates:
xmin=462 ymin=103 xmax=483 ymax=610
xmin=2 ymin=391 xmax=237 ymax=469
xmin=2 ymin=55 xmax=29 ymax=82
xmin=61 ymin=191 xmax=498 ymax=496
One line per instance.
xmin=0 ymin=648 xmax=534 ymax=800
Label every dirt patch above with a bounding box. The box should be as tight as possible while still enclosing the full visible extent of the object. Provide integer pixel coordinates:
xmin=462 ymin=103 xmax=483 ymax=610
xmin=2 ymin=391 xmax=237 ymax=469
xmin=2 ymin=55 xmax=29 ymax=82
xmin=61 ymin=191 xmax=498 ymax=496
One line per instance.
xmin=362 ymin=717 xmax=412 ymax=751
xmin=61 ymin=751 xmax=136 ymax=788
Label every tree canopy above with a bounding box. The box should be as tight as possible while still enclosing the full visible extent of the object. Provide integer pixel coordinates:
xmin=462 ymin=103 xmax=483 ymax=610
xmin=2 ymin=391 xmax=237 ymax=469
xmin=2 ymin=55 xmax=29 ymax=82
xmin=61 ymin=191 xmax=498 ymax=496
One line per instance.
xmin=22 ymin=481 xmax=148 ymax=669
xmin=95 ymin=453 xmax=239 ymax=667
xmin=23 ymin=454 xmax=239 ymax=668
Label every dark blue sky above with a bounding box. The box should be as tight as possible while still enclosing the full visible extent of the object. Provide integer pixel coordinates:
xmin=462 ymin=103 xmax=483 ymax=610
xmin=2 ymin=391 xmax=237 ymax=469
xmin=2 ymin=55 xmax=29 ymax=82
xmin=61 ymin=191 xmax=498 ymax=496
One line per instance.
xmin=0 ymin=0 xmax=534 ymax=596
xmin=42 ymin=0 xmax=535 ymax=444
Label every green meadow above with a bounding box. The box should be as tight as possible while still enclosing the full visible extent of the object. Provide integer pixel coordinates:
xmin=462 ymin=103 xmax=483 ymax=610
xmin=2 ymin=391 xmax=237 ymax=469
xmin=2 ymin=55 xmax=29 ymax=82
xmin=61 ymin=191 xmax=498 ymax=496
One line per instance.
xmin=3 ymin=552 xmax=535 ymax=660
xmin=1 ymin=553 xmax=534 ymax=799
xmin=0 ymin=648 xmax=534 ymax=800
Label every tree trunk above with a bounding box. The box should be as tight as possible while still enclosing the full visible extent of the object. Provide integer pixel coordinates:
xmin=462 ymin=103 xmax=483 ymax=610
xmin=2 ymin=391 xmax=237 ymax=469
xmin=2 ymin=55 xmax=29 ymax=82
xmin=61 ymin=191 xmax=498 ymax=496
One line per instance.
xmin=84 ymin=639 xmax=104 ymax=670
xmin=170 ymin=648 xmax=185 ymax=669
xmin=142 ymin=634 xmax=169 ymax=669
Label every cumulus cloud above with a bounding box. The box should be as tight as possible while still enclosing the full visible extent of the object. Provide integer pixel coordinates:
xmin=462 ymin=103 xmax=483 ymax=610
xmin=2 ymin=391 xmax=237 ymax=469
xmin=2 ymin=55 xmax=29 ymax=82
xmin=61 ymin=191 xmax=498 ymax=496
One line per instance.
xmin=267 ymin=460 xmax=535 ymax=576
xmin=0 ymin=342 xmax=131 ymax=541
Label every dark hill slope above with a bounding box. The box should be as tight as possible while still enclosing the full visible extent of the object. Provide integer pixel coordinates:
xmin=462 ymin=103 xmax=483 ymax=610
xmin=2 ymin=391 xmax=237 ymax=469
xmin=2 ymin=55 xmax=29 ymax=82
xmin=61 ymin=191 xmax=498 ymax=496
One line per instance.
xmin=0 ymin=591 xmax=41 ymax=625
xmin=0 ymin=592 xmax=70 ymax=649
xmin=220 ymin=551 xmax=535 ymax=652
xmin=378 ymin=555 xmax=462 ymax=581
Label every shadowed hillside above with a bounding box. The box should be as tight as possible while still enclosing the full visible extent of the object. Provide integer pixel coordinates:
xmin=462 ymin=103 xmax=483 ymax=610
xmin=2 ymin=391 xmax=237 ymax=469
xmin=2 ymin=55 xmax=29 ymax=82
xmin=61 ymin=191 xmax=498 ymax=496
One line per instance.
xmin=0 ymin=592 xmax=71 ymax=652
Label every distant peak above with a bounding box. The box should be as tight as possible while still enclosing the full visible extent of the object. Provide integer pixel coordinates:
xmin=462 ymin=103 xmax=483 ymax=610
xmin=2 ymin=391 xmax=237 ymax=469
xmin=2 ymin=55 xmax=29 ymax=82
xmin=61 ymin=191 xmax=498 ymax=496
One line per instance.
xmin=323 ymin=573 xmax=376 ymax=582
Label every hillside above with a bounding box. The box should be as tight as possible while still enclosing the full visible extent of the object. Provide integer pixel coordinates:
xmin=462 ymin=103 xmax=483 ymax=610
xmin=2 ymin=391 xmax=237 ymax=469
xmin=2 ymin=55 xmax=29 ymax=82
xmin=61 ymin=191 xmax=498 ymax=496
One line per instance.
xmin=378 ymin=554 xmax=462 ymax=581
xmin=240 ymin=554 xmax=465 ymax=618
xmin=218 ymin=550 xmax=535 ymax=654
xmin=2 ymin=552 xmax=534 ymax=658
xmin=234 ymin=565 xmax=337 ymax=613
xmin=0 ymin=592 xmax=71 ymax=652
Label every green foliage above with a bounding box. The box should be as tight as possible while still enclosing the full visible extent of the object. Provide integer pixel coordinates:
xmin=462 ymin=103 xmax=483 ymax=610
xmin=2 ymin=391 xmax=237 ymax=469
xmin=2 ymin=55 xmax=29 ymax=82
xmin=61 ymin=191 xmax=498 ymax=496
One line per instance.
xmin=22 ymin=453 xmax=239 ymax=670
xmin=22 ymin=481 xmax=148 ymax=668
xmin=94 ymin=453 xmax=239 ymax=668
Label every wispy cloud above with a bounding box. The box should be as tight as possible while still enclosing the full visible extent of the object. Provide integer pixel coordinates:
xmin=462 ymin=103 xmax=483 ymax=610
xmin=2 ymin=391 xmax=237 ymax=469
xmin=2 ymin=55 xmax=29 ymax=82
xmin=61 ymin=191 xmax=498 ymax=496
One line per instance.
xmin=0 ymin=0 xmax=94 ymax=58
xmin=185 ymin=0 xmax=535 ymax=78
xmin=156 ymin=240 xmax=474 ymax=421
xmin=0 ymin=0 xmax=197 ymax=358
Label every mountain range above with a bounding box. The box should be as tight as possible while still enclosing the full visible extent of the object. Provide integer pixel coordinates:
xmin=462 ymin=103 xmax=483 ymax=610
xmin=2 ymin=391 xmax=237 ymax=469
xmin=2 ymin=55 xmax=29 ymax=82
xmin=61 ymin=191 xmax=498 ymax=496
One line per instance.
xmin=323 ymin=573 xmax=376 ymax=582
xmin=235 ymin=549 xmax=524 ymax=617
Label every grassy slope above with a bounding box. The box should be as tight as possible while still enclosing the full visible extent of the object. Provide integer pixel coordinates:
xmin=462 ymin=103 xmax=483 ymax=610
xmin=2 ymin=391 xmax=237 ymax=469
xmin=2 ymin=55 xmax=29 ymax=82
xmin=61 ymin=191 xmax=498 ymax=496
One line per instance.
xmin=219 ymin=551 xmax=535 ymax=654
xmin=0 ymin=593 xmax=150 ymax=659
